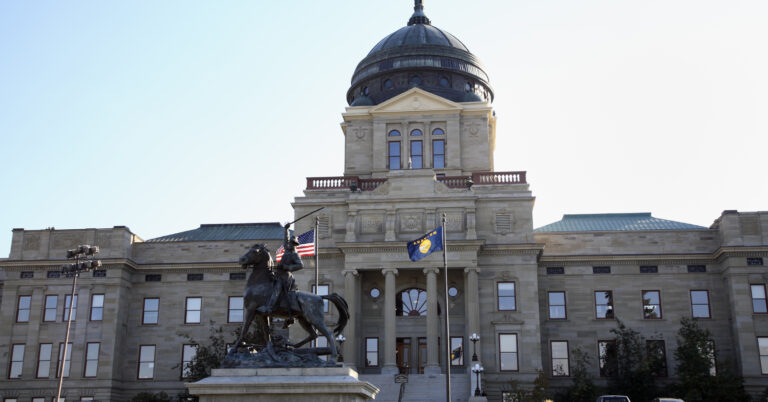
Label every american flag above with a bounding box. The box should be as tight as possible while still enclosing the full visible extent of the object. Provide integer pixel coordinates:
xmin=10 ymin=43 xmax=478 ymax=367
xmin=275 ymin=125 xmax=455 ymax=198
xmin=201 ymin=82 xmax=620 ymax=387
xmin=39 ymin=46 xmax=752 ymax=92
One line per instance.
xmin=275 ymin=229 xmax=315 ymax=263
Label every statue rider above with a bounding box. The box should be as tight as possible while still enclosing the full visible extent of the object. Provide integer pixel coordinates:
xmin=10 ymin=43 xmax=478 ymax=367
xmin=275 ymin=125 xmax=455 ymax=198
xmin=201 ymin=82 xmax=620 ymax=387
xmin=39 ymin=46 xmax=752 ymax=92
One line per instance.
xmin=257 ymin=223 xmax=303 ymax=315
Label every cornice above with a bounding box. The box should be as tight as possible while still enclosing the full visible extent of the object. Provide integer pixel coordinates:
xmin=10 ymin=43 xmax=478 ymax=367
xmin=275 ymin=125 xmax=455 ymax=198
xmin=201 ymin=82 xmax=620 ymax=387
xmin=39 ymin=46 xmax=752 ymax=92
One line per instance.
xmin=713 ymin=246 xmax=768 ymax=261
xmin=539 ymin=253 xmax=713 ymax=266
xmin=481 ymin=243 xmax=544 ymax=256
xmin=337 ymin=240 xmax=484 ymax=254
xmin=0 ymin=258 xmax=138 ymax=270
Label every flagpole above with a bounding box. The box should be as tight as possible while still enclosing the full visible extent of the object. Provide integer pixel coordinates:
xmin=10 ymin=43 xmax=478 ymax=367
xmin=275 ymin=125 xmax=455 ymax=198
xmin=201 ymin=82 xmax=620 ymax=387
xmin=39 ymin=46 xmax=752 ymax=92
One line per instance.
xmin=314 ymin=216 xmax=319 ymax=295
xmin=442 ymin=213 xmax=451 ymax=402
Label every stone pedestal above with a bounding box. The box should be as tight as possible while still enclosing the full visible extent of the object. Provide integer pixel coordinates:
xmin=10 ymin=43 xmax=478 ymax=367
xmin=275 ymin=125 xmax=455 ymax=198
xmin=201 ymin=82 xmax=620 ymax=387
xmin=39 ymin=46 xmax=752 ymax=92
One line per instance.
xmin=186 ymin=367 xmax=379 ymax=402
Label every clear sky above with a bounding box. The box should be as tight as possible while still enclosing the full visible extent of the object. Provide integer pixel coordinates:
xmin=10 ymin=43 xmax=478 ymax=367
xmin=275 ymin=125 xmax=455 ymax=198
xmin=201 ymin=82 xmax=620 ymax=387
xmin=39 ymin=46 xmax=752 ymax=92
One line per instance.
xmin=1 ymin=0 xmax=766 ymax=258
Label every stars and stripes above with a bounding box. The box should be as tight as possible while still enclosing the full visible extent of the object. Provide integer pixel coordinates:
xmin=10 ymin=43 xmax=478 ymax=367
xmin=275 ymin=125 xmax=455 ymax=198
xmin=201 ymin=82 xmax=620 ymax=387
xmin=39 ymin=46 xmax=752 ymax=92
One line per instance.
xmin=275 ymin=229 xmax=315 ymax=263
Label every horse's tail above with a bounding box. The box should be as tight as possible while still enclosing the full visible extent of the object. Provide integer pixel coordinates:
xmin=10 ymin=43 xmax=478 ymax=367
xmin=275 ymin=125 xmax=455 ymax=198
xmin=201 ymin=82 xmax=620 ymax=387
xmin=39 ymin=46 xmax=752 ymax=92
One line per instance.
xmin=322 ymin=293 xmax=349 ymax=335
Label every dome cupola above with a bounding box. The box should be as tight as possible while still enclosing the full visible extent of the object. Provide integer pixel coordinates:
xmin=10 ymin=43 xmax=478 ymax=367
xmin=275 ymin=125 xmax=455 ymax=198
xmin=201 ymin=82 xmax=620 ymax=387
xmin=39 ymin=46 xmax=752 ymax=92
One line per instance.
xmin=348 ymin=1 xmax=493 ymax=106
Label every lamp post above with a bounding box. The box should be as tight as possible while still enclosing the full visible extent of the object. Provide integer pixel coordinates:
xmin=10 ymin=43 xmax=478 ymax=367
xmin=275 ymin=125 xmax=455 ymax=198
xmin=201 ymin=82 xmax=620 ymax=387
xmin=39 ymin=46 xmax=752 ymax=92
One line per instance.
xmin=472 ymin=363 xmax=484 ymax=397
xmin=470 ymin=332 xmax=480 ymax=362
xmin=336 ymin=334 xmax=346 ymax=362
xmin=56 ymin=245 xmax=101 ymax=401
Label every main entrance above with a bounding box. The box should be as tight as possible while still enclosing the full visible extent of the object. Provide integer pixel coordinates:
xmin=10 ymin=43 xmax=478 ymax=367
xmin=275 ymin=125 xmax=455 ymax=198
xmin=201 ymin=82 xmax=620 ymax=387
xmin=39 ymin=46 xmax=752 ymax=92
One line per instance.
xmin=396 ymin=337 xmax=439 ymax=374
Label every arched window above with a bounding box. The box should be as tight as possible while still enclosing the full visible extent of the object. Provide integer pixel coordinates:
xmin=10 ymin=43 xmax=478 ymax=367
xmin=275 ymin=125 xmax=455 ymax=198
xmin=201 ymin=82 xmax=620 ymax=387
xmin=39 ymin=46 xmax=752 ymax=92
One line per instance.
xmin=439 ymin=76 xmax=451 ymax=88
xmin=397 ymin=288 xmax=427 ymax=316
xmin=389 ymin=130 xmax=401 ymax=170
xmin=389 ymin=130 xmax=401 ymax=137
xmin=410 ymin=129 xmax=422 ymax=136
xmin=383 ymin=79 xmax=394 ymax=90
xmin=432 ymin=128 xmax=444 ymax=136
xmin=411 ymin=76 xmax=422 ymax=85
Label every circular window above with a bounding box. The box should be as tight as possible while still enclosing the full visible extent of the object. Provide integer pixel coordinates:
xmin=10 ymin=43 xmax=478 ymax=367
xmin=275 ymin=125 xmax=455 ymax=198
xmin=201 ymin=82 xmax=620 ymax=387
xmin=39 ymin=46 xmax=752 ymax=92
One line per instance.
xmin=411 ymin=76 xmax=422 ymax=85
xmin=448 ymin=286 xmax=458 ymax=297
xmin=370 ymin=288 xmax=381 ymax=299
xmin=383 ymin=79 xmax=393 ymax=90
xmin=363 ymin=86 xmax=370 ymax=96
xmin=439 ymin=77 xmax=450 ymax=87
xmin=465 ymin=82 xmax=473 ymax=92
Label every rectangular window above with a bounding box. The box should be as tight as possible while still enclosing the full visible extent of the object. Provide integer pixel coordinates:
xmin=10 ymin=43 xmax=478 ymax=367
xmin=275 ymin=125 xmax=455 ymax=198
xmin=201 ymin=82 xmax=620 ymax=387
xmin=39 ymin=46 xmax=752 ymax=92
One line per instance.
xmin=640 ymin=265 xmax=658 ymax=273
xmin=181 ymin=344 xmax=197 ymax=378
xmin=499 ymin=334 xmax=519 ymax=371
xmin=647 ymin=340 xmax=668 ymax=377
xmin=16 ymin=295 xmax=31 ymax=322
xmin=92 ymin=269 xmax=106 ymax=277
xmin=138 ymin=345 xmax=156 ymax=379
xmin=548 ymin=291 xmax=566 ymax=319
xmin=688 ymin=265 xmax=707 ymax=273
xmin=546 ymin=267 xmax=564 ymax=275
xmin=595 ymin=291 xmax=614 ymax=319
xmin=643 ymin=290 xmax=662 ymax=319
xmin=32 ymin=399 xmax=45 ymax=402
xmin=83 ymin=343 xmax=99 ymax=377
xmin=593 ymin=266 xmax=611 ymax=274
xmin=752 ymin=284 xmax=767 ymax=313
xmin=81 ymin=398 xmax=95 ymax=401
xmin=145 ymin=274 xmax=161 ymax=282
xmin=432 ymin=139 xmax=445 ymax=169
xmin=230 ymin=272 xmax=246 ymax=280
xmin=410 ymin=140 xmax=423 ymax=169
xmin=186 ymin=297 xmax=202 ymax=324
xmin=312 ymin=284 xmax=330 ymax=312
xmin=47 ymin=271 xmax=61 ymax=278
xmin=9 ymin=344 xmax=25 ymax=379
xmin=451 ymin=337 xmax=464 ymax=366
xmin=57 ymin=343 xmax=72 ymax=378
xmin=497 ymin=282 xmax=516 ymax=311
xmin=388 ymin=142 xmax=401 ymax=170
xmin=760 ymin=337 xmax=768 ymax=374
xmin=63 ymin=294 xmax=77 ymax=321
xmin=187 ymin=273 xmax=203 ymax=281
xmin=551 ymin=341 xmax=570 ymax=376
xmin=598 ymin=340 xmax=617 ymax=377
xmin=36 ymin=343 xmax=52 ymax=378
xmin=44 ymin=295 xmax=58 ymax=322
xmin=228 ymin=296 xmax=244 ymax=323
xmin=748 ymin=257 xmax=765 ymax=266
xmin=90 ymin=294 xmax=104 ymax=321
xmin=706 ymin=340 xmax=717 ymax=376
xmin=20 ymin=271 xmax=33 ymax=278
xmin=143 ymin=298 xmax=159 ymax=325
xmin=691 ymin=290 xmax=711 ymax=318
xmin=365 ymin=338 xmax=379 ymax=367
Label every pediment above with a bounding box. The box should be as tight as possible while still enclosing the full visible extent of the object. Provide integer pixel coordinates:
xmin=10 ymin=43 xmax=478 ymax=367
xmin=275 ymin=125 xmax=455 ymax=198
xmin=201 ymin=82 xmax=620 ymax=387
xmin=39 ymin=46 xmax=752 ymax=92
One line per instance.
xmin=370 ymin=88 xmax=462 ymax=115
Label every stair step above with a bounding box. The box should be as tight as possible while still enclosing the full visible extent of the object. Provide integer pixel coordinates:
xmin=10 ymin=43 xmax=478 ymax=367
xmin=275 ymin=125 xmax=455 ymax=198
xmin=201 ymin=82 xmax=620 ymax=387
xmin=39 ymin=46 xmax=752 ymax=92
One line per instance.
xmin=359 ymin=373 xmax=470 ymax=402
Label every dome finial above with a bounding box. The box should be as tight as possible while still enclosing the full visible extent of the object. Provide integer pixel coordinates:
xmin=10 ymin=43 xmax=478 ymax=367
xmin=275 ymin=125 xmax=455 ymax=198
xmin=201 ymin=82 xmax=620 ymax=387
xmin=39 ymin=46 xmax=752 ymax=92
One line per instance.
xmin=408 ymin=0 xmax=431 ymax=26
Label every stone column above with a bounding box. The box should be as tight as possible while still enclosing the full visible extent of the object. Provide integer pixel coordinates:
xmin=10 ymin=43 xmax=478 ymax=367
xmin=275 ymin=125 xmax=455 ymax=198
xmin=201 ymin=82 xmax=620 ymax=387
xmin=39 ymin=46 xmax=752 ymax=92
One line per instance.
xmin=381 ymin=268 xmax=399 ymax=374
xmin=424 ymin=267 xmax=441 ymax=373
xmin=465 ymin=266 xmax=481 ymax=394
xmin=342 ymin=269 xmax=359 ymax=368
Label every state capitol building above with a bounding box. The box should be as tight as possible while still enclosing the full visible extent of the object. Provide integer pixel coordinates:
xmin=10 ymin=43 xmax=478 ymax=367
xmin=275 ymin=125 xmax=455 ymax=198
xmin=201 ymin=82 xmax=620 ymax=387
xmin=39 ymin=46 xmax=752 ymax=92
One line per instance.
xmin=1 ymin=2 xmax=767 ymax=401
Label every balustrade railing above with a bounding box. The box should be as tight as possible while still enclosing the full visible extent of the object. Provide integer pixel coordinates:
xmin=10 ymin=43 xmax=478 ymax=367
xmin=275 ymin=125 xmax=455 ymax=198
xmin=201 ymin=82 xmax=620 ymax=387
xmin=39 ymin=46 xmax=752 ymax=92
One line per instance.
xmin=305 ymin=171 xmax=527 ymax=190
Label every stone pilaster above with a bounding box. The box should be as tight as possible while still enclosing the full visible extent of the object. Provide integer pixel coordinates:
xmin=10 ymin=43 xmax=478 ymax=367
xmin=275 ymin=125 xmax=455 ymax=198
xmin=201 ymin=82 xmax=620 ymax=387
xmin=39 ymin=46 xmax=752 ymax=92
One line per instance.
xmin=342 ymin=269 xmax=359 ymax=368
xmin=381 ymin=268 xmax=399 ymax=374
xmin=424 ymin=267 xmax=441 ymax=373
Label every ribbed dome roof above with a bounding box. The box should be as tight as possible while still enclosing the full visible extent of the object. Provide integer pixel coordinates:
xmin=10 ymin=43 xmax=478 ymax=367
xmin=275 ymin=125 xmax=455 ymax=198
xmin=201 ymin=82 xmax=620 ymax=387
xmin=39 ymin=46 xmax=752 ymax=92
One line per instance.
xmin=347 ymin=1 xmax=493 ymax=106
xmin=367 ymin=24 xmax=469 ymax=56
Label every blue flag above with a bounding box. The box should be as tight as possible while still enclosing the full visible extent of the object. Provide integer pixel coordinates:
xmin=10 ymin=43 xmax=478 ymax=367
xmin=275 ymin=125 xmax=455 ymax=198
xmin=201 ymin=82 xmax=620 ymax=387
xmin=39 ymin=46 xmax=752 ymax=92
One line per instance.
xmin=407 ymin=227 xmax=444 ymax=262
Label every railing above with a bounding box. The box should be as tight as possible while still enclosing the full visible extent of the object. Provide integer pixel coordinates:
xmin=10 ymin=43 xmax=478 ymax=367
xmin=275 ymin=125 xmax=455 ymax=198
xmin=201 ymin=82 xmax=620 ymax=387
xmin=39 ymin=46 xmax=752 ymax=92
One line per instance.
xmin=305 ymin=171 xmax=527 ymax=191
xmin=471 ymin=171 xmax=527 ymax=185
xmin=437 ymin=176 xmax=471 ymax=189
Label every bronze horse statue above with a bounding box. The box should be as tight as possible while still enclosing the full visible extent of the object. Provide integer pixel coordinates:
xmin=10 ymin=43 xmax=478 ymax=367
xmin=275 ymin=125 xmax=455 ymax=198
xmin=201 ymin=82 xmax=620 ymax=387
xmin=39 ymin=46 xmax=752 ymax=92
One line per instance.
xmin=229 ymin=243 xmax=349 ymax=361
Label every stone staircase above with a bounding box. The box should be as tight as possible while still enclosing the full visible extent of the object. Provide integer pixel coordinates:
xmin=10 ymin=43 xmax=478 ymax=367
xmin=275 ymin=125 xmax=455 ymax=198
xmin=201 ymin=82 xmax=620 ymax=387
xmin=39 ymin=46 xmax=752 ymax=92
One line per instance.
xmin=360 ymin=373 xmax=470 ymax=402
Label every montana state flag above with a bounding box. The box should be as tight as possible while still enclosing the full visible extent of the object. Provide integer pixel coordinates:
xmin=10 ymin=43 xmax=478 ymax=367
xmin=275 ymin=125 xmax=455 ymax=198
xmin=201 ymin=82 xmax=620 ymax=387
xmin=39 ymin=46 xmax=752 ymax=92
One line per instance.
xmin=407 ymin=227 xmax=444 ymax=262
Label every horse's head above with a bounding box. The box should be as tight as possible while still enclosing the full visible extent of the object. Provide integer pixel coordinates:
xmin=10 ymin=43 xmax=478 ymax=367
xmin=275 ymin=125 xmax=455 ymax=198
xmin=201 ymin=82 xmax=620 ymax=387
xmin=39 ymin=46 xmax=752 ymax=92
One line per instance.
xmin=238 ymin=243 xmax=272 ymax=268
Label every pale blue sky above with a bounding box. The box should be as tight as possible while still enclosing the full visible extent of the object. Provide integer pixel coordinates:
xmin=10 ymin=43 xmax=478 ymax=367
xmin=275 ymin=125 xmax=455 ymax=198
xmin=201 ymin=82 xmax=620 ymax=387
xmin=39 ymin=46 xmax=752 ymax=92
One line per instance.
xmin=1 ymin=0 xmax=766 ymax=258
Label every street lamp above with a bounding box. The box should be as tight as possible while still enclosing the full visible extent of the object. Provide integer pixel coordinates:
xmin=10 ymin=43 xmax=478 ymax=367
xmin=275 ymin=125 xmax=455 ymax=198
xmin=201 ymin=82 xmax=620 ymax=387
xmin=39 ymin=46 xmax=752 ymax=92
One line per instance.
xmin=57 ymin=245 xmax=101 ymax=401
xmin=336 ymin=334 xmax=347 ymax=362
xmin=472 ymin=363 xmax=484 ymax=396
xmin=470 ymin=332 xmax=480 ymax=361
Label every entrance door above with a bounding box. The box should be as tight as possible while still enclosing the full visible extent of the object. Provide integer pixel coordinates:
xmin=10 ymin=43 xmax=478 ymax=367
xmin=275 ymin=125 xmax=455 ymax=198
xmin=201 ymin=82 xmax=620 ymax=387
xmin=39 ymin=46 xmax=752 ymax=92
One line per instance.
xmin=418 ymin=337 xmax=440 ymax=374
xmin=396 ymin=338 xmax=411 ymax=374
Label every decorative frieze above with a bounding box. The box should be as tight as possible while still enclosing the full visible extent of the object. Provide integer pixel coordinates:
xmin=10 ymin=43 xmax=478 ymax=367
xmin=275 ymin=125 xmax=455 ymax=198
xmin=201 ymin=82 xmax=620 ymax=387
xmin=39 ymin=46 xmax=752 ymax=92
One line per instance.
xmin=360 ymin=214 xmax=384 ymax=234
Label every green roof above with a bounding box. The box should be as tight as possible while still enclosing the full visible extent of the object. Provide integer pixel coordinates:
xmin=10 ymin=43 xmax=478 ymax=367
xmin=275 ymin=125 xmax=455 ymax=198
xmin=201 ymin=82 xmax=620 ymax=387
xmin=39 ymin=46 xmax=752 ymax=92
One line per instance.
xmin=534 ymin=213 xmax=706 ymax=232
xmin=147 ymin=223 xmax=285 ymax=242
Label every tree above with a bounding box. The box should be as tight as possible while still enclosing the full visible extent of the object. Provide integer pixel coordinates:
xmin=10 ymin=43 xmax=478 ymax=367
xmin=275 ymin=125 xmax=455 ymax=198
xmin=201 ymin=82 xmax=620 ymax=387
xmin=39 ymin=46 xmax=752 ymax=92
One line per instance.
xmin=562 ymin=347 xmax=597 ymax=402
xmin=502 ymin=370 xmax=550 ymax=402
xmin=607 ymin=319 xmax=657 ymax=402
xmin=674 ymin=317 xmax=750 ymax=401
xmin=176 ymin=322 xmax=265 ymax=382
xmin=130 ymin=392 xmax=171 ymax=402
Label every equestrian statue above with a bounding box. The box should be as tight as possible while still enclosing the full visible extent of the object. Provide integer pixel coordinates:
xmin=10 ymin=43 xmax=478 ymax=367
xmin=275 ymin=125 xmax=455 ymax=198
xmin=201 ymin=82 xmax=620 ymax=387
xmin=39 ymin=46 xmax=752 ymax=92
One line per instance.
xmin=226 ymin=221 xmax=349 ymax=367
